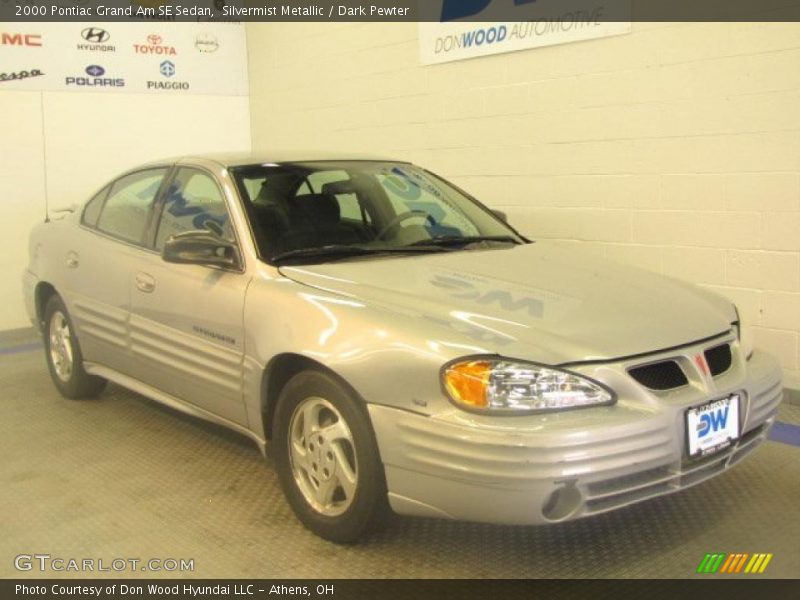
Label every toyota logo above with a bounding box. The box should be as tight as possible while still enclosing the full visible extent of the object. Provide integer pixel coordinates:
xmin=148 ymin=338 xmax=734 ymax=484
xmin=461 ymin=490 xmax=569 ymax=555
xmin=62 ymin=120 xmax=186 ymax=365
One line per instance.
xmin=147 ymin=34 xmax=162 ymax=45
xmin=85 ymin=65 xmax=105 ymax=77
xmin=81 ymin=28 xmax=109 ymax=43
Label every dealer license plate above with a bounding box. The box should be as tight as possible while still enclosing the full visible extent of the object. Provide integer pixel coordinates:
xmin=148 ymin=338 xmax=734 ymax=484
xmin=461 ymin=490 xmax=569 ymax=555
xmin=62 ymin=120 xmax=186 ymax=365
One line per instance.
xmin=686 ymin=394 xmax=740 ymax=458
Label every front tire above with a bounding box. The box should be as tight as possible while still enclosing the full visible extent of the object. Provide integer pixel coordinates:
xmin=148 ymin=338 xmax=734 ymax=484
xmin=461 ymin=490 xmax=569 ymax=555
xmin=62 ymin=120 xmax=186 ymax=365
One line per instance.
xmin=273 ymin=370 xmax=389 ymax=543
xmin=43 ymin=295 xmax=106 ymax=399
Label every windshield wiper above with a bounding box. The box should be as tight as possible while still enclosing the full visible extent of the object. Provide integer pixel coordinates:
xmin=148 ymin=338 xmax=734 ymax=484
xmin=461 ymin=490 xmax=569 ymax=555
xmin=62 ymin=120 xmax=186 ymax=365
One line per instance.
xmin=271 ymin=244 xmax=453 ymax=264
xmin=408 ymin=235 xmax=521 ymax=248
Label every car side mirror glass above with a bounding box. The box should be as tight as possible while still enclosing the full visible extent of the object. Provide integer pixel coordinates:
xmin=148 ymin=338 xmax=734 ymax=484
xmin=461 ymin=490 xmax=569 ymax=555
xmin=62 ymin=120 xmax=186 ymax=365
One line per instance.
xmin=491 ymin=209 xmax=508 ymax=223
xmin=162 ymin=230 xmax=240 ymax=270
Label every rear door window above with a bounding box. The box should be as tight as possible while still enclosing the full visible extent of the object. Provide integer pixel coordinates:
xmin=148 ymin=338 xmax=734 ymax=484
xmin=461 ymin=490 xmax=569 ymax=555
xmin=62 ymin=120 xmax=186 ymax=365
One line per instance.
xmin=96 ymin=168 xmax=167 ymax=244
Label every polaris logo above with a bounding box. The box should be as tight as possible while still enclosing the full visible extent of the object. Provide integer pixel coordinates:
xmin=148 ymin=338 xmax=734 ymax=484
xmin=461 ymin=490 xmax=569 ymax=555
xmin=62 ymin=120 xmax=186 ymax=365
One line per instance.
xmin=65 ymin=76 xmax=125 ymax=87
xmin=66 ymin=64 xmax=124 ymax=88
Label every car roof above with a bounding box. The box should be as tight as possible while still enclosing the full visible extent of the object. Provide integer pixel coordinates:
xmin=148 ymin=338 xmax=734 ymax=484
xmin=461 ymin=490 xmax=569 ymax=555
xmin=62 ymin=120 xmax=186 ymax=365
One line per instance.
xmin=140 ymin=151 xmax=408 ymax=169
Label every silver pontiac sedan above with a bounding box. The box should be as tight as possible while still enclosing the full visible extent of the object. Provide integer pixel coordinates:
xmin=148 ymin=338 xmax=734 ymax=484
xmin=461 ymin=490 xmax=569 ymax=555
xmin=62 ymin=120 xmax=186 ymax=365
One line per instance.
xmin=24 ymin=153 xmax=783 ymax=542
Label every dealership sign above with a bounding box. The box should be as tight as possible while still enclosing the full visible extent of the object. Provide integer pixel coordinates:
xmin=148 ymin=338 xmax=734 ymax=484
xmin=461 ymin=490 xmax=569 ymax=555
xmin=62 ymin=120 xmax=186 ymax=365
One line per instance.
xmin=419 ymin=0 xmax=631 ymax=65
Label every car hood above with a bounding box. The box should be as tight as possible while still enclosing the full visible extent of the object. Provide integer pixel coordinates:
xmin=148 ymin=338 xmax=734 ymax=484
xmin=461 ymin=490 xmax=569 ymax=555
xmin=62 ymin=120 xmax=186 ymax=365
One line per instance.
xmin=278 ymin=242 xmax=734 ymax=363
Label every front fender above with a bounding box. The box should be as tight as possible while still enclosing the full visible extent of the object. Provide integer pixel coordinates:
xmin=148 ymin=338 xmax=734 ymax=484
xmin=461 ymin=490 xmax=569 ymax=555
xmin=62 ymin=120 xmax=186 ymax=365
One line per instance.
xmin=241 ymin=270 xmax=485 ymax=435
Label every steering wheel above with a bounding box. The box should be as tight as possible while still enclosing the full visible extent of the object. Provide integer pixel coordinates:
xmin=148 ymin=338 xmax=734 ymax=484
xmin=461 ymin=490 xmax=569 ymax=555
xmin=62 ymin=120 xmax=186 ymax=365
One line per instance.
xmin=376 ymin=210 xmax=434 ymax=240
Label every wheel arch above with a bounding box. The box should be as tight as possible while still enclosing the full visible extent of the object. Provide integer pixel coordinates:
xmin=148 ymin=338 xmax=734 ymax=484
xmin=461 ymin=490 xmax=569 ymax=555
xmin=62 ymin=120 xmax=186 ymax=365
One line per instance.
xmin=260 ymin=353 xmax=368 ymax=441
xmin=34 ymin=281 xmax=59 ymax=329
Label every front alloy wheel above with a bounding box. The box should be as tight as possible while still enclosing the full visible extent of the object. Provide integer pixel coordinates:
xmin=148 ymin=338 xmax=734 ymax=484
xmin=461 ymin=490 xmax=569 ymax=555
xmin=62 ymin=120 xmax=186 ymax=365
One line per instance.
xmin=273 ymin=370 xmax=388 ymax=543
xmin=289 ymin=397 xmax=358 ymax=517
xmin=43 ymin=295 xmax=106 ymax=399
xmin=49 ymin=310 xmax=74 ymax=382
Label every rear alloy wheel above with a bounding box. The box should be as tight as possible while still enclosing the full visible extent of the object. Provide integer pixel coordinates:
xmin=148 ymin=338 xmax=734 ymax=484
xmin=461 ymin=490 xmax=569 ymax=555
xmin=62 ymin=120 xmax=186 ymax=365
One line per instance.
xmin=43 ymin=295 xmax=106 ymax=399
xmin=273 ymin=370 xmax=388 ymax=543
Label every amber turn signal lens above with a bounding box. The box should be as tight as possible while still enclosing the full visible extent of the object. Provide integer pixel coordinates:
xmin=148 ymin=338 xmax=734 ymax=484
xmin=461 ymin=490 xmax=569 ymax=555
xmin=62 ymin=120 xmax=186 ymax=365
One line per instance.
xmin=444 ymin=360 xmax=492 ymax=408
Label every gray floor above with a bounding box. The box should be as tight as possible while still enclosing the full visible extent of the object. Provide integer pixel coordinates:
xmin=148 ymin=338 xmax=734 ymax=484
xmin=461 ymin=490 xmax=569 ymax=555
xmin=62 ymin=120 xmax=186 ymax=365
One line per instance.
xmin=2 ymin=344 xmax=799 ymax=579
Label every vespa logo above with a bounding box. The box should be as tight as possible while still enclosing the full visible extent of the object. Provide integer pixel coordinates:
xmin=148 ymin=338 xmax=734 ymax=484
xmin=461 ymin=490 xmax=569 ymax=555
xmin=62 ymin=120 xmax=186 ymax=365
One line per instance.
xmin=431 ymin=274 xmax=543 ymax=318
xmin=81 ymin=28 xmax=110 ymax=43
xmin=441 ymin=0 xmax=538 ymax=21
xmin=697 ymin=405 xmax=730 ymax=439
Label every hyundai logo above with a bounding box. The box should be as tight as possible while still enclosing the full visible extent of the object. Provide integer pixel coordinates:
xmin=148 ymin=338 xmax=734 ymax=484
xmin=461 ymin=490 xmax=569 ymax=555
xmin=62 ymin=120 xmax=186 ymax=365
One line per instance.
xmin=81 ymin=28 xmax=109 ymax=43
xmin=160 ymin=60 xmax=175 ymax=77
xmin=85 ymin=65 xmax=104 ymax=77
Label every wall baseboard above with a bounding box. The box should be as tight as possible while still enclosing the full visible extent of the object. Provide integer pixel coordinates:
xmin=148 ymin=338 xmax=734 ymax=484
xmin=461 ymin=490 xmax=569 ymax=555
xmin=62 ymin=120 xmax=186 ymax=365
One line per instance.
xmin=0 ymin=326 xmax=38 ymax=345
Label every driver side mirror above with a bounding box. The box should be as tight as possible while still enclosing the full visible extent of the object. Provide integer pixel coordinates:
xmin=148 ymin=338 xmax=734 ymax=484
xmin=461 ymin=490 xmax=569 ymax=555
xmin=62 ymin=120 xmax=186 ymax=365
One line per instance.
xmin=491 ymin=209 xmax=508 ymax=223
xmin=162 ymin=230 xmax=241 ymax=270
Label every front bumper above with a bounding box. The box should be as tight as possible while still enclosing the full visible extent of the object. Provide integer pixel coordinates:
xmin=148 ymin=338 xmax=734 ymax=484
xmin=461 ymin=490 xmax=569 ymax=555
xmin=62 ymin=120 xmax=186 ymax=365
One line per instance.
xmin=368 ymin=340 xmax=782 ymax=525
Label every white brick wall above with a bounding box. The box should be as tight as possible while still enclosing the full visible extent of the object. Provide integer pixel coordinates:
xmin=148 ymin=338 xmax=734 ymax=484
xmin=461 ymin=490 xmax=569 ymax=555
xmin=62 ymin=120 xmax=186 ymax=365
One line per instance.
xmin=247 ymin=22 xmax=800 ymax=388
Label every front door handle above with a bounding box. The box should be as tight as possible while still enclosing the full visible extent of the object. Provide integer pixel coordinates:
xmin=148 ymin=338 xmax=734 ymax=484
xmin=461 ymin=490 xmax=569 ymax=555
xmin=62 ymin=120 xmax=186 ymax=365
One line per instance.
xmin=135 ymin=272 xmax=156 ymax=293
xmin=66 ymin=251 xmax=79 ymax=269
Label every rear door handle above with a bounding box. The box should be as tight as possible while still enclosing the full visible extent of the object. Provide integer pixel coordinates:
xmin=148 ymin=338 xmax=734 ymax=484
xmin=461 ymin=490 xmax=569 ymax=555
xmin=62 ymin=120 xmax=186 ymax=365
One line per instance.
xmin=66 ymin=251 xmax=79 ymax=269
xmin=135 ymin=272 xmax=156 ymax=293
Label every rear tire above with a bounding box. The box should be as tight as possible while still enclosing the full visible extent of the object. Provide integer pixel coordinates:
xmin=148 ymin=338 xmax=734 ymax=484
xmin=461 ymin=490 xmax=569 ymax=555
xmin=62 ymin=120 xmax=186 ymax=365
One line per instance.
xmin=273 ymin=370 xmax=389 ymax=543
xmin=43 ymin=295 xmax=106 ymax=399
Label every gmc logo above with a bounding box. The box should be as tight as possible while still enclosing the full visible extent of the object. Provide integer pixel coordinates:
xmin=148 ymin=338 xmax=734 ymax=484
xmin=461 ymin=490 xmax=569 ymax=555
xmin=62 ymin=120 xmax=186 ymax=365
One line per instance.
xmin=1 ymin=33 xmax=42 ymax=47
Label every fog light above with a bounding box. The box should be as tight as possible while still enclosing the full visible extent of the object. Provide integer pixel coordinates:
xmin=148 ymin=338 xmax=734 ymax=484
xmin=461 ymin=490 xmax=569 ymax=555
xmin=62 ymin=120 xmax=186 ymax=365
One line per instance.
xmin=542 ymin=483 xmax=582 ymax=521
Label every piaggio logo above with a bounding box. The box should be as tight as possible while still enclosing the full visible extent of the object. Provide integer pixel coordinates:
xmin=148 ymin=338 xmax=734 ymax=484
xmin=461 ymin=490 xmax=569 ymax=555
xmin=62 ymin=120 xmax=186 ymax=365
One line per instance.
xmin=147 ymin=61 xmax=189 ymax=91
xmin=160 ymin=60 xmax=175 ymax=77
xmin=697 ymin=552 xmax=773 ymax=574
xmin=1 ymin=33 xmax=42 ymax=47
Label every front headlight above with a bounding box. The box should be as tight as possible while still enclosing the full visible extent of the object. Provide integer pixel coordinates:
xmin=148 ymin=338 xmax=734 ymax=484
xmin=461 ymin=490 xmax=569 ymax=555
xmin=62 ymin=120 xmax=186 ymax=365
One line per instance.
xmin=442 ymin=358 xmax=615 ymax=414
xmin=733 ymin=304 xmax=754 ymax=360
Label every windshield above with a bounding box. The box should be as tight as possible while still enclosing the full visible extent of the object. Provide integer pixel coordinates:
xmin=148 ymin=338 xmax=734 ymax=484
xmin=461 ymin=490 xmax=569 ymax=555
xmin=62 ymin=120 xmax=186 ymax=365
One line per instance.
xmin=231 ymin=161 xmax=525 ymax=263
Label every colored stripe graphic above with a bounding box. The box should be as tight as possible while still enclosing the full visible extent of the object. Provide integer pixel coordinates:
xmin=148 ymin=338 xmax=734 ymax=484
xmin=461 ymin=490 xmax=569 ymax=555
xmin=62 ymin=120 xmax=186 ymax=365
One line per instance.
xmin=697 ymin=553 xmax=727 ymax=573
xmin=719 ymin=554 xmax=736 ymax=573
xmin=699 ymin=553 xmax=772 ymax=574
xmin=759 ymin=554 xmax=773 ymax=573
xmin=734 ymin=553 xmax=749 ymax=573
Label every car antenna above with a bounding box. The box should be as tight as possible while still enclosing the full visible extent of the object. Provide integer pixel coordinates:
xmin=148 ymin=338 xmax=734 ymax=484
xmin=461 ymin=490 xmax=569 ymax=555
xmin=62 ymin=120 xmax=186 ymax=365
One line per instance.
xmin=42 ymin=104 xmax=50 ymax=223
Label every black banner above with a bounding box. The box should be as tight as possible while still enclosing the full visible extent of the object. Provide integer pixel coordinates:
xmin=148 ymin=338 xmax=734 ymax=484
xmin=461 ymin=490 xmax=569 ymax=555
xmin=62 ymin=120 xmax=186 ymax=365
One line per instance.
xmin=1 ymin=0 xmax=800 ymax=23
xmin=4 ymin=579 xmax=800 ymax=600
